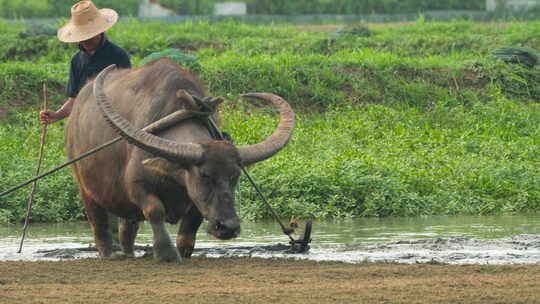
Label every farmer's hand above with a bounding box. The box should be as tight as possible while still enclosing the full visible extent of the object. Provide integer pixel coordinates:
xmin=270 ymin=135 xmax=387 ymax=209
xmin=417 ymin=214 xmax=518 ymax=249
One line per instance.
xmin=39 ymin=109 xmax=62 ymax=125
xmin=40 ymin=98 xmax=74 ymax=125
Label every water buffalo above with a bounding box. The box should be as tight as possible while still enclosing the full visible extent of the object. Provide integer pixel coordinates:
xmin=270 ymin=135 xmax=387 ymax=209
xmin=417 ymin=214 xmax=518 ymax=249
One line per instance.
xmin=65 ymin=58 xmax=294 ymax=262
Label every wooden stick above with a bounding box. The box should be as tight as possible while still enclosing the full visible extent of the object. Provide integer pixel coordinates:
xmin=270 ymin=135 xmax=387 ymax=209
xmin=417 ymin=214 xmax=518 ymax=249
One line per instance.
xmin=18 ymin=83 xmax=49 ymax=253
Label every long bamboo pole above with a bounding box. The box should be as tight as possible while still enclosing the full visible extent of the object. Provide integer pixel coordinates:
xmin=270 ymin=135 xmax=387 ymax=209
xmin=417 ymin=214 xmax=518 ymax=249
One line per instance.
xmin=18 ymin=83 xmax=48 ymax=253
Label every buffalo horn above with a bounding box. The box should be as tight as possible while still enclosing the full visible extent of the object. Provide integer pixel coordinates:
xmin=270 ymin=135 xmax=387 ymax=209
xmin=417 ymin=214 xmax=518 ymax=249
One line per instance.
xmin=237 ymin=93 xmax=295 ymax=166
xmin=93 ymin=64 xmax=204 ymax=163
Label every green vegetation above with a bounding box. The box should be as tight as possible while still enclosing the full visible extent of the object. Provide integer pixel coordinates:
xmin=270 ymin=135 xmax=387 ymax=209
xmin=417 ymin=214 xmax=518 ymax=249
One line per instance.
xmin=0 ymin=0 xmax=486 ymax=18
xmin=1 ymin=19 xmax=539 ymax=222
xmin=0 ymin=0 xmax=140 ymax=18
xmin=160 ymin=0 xmax=486 ymax=15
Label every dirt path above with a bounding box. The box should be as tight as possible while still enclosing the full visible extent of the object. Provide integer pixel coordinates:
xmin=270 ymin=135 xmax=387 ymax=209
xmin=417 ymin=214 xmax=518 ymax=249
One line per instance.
xmin=1 ymin=257 xmax=539 ymax=304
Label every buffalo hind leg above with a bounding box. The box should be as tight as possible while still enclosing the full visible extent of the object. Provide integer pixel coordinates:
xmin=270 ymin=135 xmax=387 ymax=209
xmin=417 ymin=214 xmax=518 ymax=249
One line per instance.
xmin=177 ymin=205 xmax=203 ymax=259
xmin=82 ymin=195 xmax=113 ymax=258
xmin=116 ymin=218 xmax=139 ymax=258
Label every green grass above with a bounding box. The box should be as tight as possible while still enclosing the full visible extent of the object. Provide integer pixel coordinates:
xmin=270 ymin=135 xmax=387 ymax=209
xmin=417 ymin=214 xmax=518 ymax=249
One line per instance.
xmin=0 ymin=111 xmax=81 ymax=223
xmin=1 ymin=19 xmax=539 ymax=222
xmin=223 ymin=100 xmax=540 ymax=219
xmin=2 ymin=99 xmax=539 ymax=222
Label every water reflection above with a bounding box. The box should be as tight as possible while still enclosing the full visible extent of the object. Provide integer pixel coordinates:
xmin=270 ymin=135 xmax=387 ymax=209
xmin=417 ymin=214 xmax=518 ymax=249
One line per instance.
xmin=1 ymin=215 xmax=540 ymax=264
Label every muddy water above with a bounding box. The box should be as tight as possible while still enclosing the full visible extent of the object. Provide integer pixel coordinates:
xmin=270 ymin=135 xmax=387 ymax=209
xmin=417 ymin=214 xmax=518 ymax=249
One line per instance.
xmin=1 ymin=215 xmax=540 ymax=264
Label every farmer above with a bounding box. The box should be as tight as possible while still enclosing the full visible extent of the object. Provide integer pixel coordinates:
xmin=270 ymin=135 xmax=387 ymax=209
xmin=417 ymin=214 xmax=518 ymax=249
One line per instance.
xmin=40 ymin=0 xmax=131 ymax=125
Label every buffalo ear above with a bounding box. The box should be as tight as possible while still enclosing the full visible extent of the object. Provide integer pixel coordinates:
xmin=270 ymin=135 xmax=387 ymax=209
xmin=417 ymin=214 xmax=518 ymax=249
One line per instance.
xmin=142 ymin=157 xmax=186 ymax=184
xmin=176 ymin=89 xmax=198 ymax=111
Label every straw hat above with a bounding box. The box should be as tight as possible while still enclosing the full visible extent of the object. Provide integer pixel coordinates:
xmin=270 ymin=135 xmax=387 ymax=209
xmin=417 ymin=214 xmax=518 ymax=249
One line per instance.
xmin=57 ymin=1 xmax=118 ymax=43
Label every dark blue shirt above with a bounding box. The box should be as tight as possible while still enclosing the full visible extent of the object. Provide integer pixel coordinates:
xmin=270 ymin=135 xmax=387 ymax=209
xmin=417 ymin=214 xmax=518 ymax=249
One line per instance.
xmin=66 ymin=36 xmax=131 ymax=97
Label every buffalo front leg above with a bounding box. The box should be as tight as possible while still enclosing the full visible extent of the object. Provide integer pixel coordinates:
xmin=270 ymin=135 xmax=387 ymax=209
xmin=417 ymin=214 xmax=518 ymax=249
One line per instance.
xmin=139 ymin=193 xmax=181 ymax=263
xmin=81 ymin=195 xmax=113 ymax=258
xmin=177 ymin=205 xmax=203 ymax=259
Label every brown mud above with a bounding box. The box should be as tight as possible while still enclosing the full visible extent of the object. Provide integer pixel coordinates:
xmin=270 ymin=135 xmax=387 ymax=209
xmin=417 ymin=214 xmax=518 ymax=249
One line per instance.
xmin=1 ymin=257 xmax=539 ymax=304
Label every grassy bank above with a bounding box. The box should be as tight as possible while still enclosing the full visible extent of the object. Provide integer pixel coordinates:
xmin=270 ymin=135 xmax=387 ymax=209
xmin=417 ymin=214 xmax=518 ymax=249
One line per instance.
xmin=2 ymin=20 xmax=539 ymax=109
xmin=1 ymin=19 xmax=539 ymax=222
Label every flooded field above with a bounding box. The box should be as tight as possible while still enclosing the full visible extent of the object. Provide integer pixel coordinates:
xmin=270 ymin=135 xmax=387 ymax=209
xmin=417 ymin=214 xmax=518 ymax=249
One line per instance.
xmin=1 ymin=215 xmax=540 ymax=264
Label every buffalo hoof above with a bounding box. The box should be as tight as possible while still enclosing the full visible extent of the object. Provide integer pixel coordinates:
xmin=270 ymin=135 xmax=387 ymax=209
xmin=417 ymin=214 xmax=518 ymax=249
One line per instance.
xmin=109 ymin=251 xmax=135 ymax=260
xmin=178 ymin=246 xmax=194 ymax=259
xmin=97 ymin=249 xmax=113 ymax=259
xmin=154 ymin=246 xmax=182 ymax=263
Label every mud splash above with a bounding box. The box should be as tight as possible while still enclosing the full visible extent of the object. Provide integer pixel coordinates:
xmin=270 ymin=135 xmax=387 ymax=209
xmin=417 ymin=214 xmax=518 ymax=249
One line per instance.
xmin=2 ymin=216 xmax=540 ymax=264
xmin=318 ymin=234 xmax=540 ymax=264
xmin=0 ymin=234 xmax=539 ymax=264
xmin=189 ymin=234 xmax=540 ymax=264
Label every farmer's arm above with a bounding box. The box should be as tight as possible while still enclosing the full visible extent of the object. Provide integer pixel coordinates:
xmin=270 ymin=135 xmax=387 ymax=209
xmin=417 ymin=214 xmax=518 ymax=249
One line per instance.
xmin=39 ymin=97 xmax=75 ymax=125
xmin=39 ymin=55 xmax=80 ymax=125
